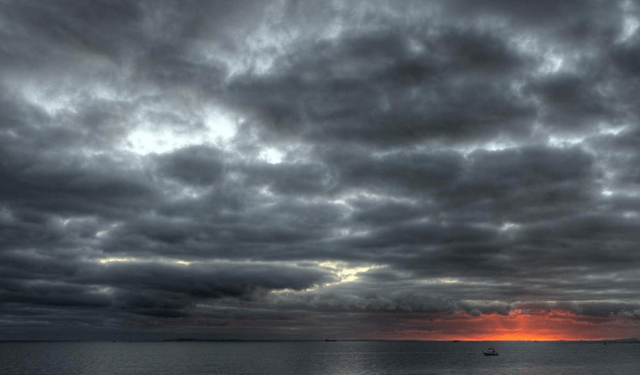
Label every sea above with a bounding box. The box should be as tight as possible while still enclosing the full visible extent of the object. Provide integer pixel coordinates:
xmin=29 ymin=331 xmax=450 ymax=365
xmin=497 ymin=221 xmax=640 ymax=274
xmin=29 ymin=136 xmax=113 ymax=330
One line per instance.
xmin=1 ymin=340 xmax=639 ymax=375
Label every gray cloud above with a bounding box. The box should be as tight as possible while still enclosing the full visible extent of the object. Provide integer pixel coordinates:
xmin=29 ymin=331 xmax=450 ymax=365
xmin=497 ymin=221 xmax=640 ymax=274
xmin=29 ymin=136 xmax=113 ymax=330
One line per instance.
xmin=2 ymin=0 xmax=640 ymax=340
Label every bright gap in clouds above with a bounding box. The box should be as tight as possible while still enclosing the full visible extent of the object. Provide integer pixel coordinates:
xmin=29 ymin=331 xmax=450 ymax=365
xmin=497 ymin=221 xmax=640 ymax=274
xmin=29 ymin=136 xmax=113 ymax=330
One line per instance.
xmin=271 ymin=261 xmax=385 ymax=294
xmin=12 ymin=75 xmax=244 ymax=157
xmin=317 ymin=261 xmax=383 ymax=285
xmin=259 ymin=147 xmax=285 ymax=164
xmin=124 ymin=105 xmax=238 ymax=155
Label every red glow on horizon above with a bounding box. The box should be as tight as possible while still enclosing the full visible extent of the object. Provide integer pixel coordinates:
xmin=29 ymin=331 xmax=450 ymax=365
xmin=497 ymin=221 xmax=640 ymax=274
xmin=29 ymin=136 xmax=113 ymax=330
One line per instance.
xmin=392 ymin=309 xmax=640 ymax=341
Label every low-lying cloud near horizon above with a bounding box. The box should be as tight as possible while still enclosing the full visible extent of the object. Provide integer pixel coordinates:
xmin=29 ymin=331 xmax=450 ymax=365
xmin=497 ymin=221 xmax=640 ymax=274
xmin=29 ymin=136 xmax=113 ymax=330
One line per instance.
xmin=2 ymin=0 xmax=640 ymax=340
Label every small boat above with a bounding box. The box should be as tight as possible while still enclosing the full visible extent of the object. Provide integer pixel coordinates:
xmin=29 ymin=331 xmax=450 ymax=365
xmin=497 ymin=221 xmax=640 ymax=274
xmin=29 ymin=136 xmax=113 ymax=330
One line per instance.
xmin=483 ymin=348 xmax=499 ymax=356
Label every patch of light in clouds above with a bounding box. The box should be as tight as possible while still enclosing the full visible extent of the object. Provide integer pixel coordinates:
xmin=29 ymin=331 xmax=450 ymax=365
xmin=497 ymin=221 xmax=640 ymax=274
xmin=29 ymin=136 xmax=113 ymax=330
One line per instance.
xmin=272 ymin=261 xmax=385 ymax=294
xmin=548 ymin=134 xmax=586 ymax=148
xmin=93 ymin=223 xmax=119 ymax=238
xmin=317 ymin=261 xmax=383 ymax=284
xmin=123 ymin=105 xmax=238 ymax=155
xmin=618 ymin=1 xmax=639 ymax=43
xmin=500 ymin=222 xmax=519 ymax=231
xmin=259 ymin=147 xmax=285 ymax=164
xmin=419 ymin=278 xmax=460 ymax=285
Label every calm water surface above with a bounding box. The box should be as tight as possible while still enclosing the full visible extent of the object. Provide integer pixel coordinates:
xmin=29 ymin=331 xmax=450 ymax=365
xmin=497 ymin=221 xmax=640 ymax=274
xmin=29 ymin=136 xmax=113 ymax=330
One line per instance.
xmin=1 ymin=341 xmax=638 ymax=375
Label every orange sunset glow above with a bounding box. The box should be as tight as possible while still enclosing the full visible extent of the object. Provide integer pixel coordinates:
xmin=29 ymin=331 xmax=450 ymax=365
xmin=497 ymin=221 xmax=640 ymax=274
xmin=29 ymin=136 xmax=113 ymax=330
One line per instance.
xmin=393 ymin=309 xmax=640 ymax=341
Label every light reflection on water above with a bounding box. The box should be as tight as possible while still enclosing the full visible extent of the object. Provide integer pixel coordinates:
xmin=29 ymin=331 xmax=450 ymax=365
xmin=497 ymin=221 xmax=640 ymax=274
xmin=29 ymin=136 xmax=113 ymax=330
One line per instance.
xmin=0 ymin=341 xmax=639 ymax=375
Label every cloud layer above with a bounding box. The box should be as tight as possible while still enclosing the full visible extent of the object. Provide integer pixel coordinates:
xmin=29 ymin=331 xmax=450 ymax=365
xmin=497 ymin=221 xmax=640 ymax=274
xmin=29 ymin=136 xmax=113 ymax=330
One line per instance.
xmin=2 ymin=0 xmax=640 ymax=340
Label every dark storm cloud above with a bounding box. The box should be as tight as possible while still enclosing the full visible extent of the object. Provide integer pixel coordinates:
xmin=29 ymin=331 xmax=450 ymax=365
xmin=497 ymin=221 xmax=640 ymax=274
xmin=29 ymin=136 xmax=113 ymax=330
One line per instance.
xmin=326 ymin=147 xmax=463 ymax=195
xmin=442 ymin=146 xmax=599 ymax=218
xmin=526 ymin=72 xmax=619 ymax=131
xmin=240 ymin=161 xmax=336 ymax=196
xmin=0 ymin=145 xmax=158 ymax=220
xmin=2 ymin=0 xmax=640 ymax=340
xmin=0 ymin=0 xmax=141 ymax=69
xmin=590 ymin=126 xmax=640 ymax=187
xmin=227 ymin=24 xmax=536 ymax=147
xmin=155 ymin=145 xmax=225 ymax=186
xmin=611 ymin=32 xmax=640 ymax=76
xmin=0 ymin=248 xmax=334 ymax=320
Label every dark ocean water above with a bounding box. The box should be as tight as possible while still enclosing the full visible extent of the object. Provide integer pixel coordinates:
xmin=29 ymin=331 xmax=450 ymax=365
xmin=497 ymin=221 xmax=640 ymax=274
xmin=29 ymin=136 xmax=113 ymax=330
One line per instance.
xmin=1 ymin=341 xmax=638 ymax=375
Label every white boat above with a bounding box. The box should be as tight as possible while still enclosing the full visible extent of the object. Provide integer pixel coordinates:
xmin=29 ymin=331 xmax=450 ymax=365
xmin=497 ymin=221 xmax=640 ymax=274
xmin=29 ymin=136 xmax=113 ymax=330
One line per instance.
xmin=483 ymin=348 xmax=499 ymax=356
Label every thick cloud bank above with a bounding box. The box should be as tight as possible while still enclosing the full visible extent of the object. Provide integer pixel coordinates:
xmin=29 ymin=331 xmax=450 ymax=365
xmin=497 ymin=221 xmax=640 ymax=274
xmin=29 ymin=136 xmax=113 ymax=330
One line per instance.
xmin=2 ymin=0 xmax=640 ymax=340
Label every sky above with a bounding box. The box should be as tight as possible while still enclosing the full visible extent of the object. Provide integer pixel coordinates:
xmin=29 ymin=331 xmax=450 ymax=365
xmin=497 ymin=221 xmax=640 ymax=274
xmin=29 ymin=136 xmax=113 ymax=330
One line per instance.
xmin=2 ymin=0 xmax=640 ymax=342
